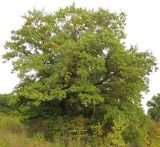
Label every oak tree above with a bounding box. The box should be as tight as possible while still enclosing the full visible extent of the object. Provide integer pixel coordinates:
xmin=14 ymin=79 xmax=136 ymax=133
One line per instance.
xmin=3 ymin=5 xmax=157 ymax=144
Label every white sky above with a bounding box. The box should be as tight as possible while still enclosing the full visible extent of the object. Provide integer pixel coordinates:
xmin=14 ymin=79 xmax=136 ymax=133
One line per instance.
xmin=0 ymin=0 xmax=160 ymax=111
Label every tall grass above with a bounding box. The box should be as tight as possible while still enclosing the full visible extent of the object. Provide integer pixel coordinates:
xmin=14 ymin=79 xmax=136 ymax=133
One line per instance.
xmin=0 ymin=114 xmax=108 ymax=147
xmin=0 ymin=114 xmax=93 ymax=147
xmin=0 ymin=114 xmax=53 ymax=147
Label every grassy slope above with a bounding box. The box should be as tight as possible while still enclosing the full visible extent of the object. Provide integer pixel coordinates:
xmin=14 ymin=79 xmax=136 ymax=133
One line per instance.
xmin=0 ymin=114 xmax=54 ymax=147
xmin=0 ymin=114 xmax=89 ymax=147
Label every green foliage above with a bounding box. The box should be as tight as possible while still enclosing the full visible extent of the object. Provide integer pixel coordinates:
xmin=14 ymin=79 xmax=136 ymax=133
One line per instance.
xmin=147 ymin=93 xmax=160 ymax=122
xmin=122 ymin=105 xmax=150 ymax=146
xmin=105 ymin=114 xmax=127 ymax=146
xmin=2 ymin=5 xmax=157 ymax=146
xmin=0 ymin=94 xmax=20 ymax=114
xmin=147 ymin=121 xmax=160 ymax=146
xmin=146 ymin=94 xmax=160 ymax=146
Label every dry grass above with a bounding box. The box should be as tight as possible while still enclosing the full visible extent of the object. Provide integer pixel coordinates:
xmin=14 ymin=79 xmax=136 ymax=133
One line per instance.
xmin=0 ymin=114 xmax=53 ymax=147
xmin=0 ymin=114 xmax=101 ymax=147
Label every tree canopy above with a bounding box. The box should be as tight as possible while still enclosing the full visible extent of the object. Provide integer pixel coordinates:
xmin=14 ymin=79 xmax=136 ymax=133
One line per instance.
xmin=2 ymin=5 xmax=157 ymax=146
xmin=147 ymin=94 xmax=160 ymax=122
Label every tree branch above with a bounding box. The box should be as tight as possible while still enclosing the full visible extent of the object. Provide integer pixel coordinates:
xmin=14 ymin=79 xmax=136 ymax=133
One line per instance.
xmin=95 ymin=70 xmax=119 ymax=85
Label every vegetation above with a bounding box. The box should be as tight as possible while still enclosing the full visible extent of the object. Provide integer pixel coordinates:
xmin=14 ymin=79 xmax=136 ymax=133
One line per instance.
xmin=1 ymin=5 xmax=160 ymax=146
xmin=147 ymin=93 xmax=160 ymax=122
xmin=0 ymin=114 xmax=53 ymax=147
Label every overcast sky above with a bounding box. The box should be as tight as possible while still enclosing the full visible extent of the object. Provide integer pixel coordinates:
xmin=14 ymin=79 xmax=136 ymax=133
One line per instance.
xmin=0 ymin=0 xmax=160 ymax=111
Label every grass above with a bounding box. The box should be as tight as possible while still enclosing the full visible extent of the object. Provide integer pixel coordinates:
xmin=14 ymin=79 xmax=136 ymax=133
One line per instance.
xmin=0 ymin=114 xmax=106 ymax=147
xmin=0 ymin=114 xmax=94 ymax=147
xmin=0 ymin=113 xmax=53 ymax=147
